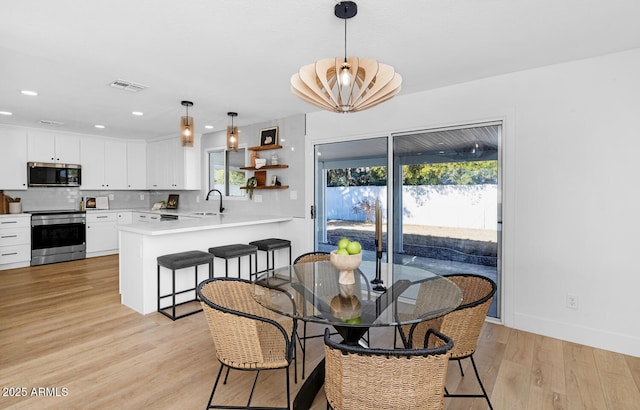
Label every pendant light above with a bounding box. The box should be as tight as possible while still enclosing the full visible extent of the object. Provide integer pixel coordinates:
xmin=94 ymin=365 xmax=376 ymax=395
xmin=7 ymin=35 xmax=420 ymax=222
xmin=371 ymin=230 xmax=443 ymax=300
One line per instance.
xmin=290 ymin=1 xmax=402 ymax=113
xmin=227 ymin=112 xmax=238 ymax=151
xmin=180 ymin=100 xmax=194 ymax=147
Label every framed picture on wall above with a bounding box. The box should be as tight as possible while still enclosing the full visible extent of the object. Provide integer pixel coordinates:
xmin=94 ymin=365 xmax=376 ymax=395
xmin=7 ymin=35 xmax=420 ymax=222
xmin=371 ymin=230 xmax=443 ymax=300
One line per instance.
xmin=260 ymin=126 xmax=279 ymax=146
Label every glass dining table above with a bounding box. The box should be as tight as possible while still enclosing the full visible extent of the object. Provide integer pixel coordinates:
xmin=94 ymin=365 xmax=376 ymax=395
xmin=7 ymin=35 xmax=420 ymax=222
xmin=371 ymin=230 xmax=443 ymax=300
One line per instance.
xmin=251 ymin=259 xmax=463 ymax=410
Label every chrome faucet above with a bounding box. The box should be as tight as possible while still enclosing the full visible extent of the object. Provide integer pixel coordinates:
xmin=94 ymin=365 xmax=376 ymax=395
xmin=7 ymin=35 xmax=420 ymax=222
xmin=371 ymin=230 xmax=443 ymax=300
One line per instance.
xmin=205 ymin=189 xmax=225 ymax=213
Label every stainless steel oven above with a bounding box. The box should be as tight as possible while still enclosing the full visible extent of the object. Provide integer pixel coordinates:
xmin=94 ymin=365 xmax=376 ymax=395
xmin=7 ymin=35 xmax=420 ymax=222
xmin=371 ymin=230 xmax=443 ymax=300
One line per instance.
xmin=28 ymin=210 xmax=86 ymax=266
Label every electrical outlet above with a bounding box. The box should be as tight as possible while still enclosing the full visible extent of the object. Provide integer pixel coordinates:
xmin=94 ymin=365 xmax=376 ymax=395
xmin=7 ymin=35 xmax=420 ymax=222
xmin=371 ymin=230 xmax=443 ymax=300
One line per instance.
xmin=567 ymin=293 xmax=578 ymax=309
xmin=139 ymin=194 xmax=145 ymax=200
xmin=108 ymin=194 xmax=114 ymax=201
xmin=254 ymin=194 xmax=262 ymax=203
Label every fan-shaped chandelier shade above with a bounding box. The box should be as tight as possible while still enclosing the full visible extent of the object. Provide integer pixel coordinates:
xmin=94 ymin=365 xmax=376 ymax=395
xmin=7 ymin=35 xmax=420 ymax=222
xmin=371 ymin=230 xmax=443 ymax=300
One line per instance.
xmin=291 ymin=56 xmax=402 ymax=113
xmin=290 ymin=1 xmax=401 ymax=113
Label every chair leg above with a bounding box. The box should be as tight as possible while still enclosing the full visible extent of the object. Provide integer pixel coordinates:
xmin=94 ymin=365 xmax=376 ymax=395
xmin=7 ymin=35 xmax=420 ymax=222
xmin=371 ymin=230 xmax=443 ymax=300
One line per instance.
xmin=208 ymin=364 xmax=225 ymax=409
xmin=246 ymin=370 xmax=261 ymax=408
xmin=223 ymin=366 xmax=231 ymax=384
xmin=444 ymin=355 xmax=493 ymax=410
xmin=470 ymin=355 xmax=493 ymax=410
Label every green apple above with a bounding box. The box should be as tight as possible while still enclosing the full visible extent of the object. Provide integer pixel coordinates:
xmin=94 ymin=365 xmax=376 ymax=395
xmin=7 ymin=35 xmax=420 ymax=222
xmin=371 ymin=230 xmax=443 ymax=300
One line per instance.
xmin=346 ymin=241 xmax=361 ymax=255
xmin=335 ymin=248 xmax=349 ymax=255
xmin=342 ymin=317 xmax=361 ymax=324
xmin=337 ymin=237 xmax=351 ymax=250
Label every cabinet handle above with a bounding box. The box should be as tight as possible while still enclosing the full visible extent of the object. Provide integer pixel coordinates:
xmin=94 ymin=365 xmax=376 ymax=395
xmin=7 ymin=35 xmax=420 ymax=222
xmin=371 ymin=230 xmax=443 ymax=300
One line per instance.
xmin=2 ymin=252 xmax=18 ymax=256
xmin=1 ymin=235 xmax=18 ymax=238
xmin=1 ymin=221 xmax=17 ymax=224
xmin=96 ymin=216 xmax=108 ymax=219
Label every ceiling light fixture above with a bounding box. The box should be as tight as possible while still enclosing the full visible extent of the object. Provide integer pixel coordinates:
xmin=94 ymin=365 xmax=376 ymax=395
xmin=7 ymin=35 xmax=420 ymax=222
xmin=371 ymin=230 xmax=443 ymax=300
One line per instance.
xmin=290 ymin=1 xmax=402 ymax=113
xmin=180 ymin=101 xmax=194 ymax=147
xmin=227 ymin=112 xmax=238 ymax=152
xmin=0 ymin=111 xmax=12 ymax=116
xmin=132 ymin=111 xmax=144 ymax=116
xmin=20 ymin=90 xmax=38 ymax=96
xmin=94 ymin=124 xmax=106 ymax=129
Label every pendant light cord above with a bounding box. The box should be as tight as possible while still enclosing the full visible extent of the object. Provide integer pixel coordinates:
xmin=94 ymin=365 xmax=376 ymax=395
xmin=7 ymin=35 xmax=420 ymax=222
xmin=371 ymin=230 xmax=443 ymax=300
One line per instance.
xmin=344 ymin=17 xmax=348 ymax=63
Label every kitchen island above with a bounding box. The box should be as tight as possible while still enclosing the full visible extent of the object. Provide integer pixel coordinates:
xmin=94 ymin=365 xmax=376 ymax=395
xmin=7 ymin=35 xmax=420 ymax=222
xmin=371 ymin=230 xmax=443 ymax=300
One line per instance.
xmin=117 ymin=213 xmax=293 ymax=314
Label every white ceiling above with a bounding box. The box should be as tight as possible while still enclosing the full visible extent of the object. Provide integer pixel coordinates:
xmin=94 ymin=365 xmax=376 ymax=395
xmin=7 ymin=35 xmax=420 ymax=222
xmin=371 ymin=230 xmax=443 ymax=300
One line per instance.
xmin=1 ymin=0 xmax=639 ymax=140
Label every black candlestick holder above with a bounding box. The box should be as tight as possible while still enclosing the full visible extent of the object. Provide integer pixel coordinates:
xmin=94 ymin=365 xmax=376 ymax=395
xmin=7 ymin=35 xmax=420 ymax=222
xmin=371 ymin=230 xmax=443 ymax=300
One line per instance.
xmin=371 ymin=242 xmax=386 ymax=292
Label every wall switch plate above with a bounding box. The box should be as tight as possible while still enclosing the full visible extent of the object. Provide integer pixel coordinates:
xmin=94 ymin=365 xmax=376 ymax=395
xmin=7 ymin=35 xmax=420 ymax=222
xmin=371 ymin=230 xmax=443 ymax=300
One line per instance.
xmin=290 ymin=190 xmax=297 ymax=200
xmin=108 ymin=194 xmax=115 ymax=201
xmin=567 ymin=293 xmax=578 ymax=309
xmin=139 ymin=194 xmax=144 ymax=200
xmin=254 ymin=194 xmax=263 ymax=203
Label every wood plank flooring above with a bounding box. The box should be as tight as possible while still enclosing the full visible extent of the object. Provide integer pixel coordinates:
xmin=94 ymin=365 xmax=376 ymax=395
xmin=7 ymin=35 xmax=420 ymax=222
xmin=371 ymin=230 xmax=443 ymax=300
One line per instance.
xmin=0 ymin=256 xmax=638 ymax=409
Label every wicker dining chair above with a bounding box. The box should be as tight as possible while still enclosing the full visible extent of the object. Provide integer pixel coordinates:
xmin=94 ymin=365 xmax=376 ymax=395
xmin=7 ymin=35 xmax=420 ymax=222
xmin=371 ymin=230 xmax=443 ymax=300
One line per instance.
xmin=197 ymin=277 xmax=297 ymax=410
xmin=292 ymin=251 xmax=331 ymax=379
xmin=399 ymin=273 xmax=497 ymax=410
xmin=324 ymin=328 xmax=454 ymax=410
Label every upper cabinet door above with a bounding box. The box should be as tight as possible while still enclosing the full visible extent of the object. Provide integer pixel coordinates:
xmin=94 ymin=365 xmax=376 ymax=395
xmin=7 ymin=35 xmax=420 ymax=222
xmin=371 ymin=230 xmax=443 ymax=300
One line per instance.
xmin=126 ymin=142 xmax=147 ymax=190
xmin=27 ymin=131 xmax=80 ymax=164
xmin=104 ymin=140 xmax=127 ymax=190
xmin=0 ymin=128 xmax=28 ymax=190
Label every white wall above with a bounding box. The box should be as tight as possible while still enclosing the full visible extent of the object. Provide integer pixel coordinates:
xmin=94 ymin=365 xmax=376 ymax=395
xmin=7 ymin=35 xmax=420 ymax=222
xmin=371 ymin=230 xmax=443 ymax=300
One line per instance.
xmin=305 ymin=48 xmax=640 ymax=357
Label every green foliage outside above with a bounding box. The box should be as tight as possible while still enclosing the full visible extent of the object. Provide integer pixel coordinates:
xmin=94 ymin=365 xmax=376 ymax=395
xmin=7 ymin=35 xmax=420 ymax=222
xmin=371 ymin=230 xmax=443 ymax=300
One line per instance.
xmin=327 ymin=161 xmax=497 ymax=187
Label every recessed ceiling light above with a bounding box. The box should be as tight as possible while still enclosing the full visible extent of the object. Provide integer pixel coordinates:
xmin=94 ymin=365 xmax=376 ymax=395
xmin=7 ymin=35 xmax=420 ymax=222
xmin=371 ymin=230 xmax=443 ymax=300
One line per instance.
xmin=204 ymin=125 xmax=214 ymax=129
xmin=95 ymin=124 xmax=106 ymax=129
xmin=131 ymin=111 xmax=144 ymax=116
xmin=0 ymin=111 xmax=12 ymax=116
xmin=21 ymin=90 xmax=38 ymax=96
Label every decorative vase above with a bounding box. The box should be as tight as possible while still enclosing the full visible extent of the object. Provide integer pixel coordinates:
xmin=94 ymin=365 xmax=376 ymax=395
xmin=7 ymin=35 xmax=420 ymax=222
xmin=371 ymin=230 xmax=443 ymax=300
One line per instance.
xmin=330 ymin=250 xmax=362 ymax=285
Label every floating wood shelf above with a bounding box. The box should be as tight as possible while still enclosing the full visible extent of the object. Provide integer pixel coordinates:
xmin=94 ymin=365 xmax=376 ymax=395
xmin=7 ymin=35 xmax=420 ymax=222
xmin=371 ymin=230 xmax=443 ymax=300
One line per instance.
xmin=248 ymin=145 xmax=283 ymax=151
xmin=240 ymin=164 xmax=288 ymax=171
xmin=240 ymin=185 xmax=289 ymax=190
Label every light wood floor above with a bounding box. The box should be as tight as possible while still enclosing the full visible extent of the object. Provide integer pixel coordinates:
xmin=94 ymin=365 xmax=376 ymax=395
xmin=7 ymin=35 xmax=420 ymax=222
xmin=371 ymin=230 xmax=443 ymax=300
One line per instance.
xmin=1 ymin=255 xmax=639 ymax=409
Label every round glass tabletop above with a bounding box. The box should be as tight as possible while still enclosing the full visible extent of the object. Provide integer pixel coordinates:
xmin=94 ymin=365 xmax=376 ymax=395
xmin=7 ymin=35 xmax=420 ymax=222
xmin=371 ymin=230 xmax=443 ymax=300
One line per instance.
xmin=251 ymin=260 xmax=462 ymax=328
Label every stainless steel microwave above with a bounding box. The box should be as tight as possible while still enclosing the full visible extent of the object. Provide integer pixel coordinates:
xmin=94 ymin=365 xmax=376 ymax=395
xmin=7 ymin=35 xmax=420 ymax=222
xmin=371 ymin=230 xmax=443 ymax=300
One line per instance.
xmin=27 ymin=162 xmax=82 ymax=187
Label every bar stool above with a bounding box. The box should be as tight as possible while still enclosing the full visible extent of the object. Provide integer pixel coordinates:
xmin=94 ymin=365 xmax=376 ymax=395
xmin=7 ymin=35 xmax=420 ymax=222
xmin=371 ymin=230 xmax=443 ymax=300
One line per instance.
xmin=157 ymin=250 xmax=214 ymax=321
xmin=249 ymin=238 xmax=292 ymax=274
xmin=208 ymin=244 xmax=258 ymax=280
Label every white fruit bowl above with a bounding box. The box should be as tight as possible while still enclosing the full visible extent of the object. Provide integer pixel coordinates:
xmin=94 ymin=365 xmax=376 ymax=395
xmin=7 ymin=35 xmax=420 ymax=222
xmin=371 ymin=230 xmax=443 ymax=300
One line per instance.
xmin=330 ymin=250 xmax=362 ymax=285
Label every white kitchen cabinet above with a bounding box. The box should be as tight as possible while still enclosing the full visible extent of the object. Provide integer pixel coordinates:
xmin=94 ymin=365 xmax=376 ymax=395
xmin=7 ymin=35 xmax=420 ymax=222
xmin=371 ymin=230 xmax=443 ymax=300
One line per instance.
xmin=117 ymin=211 xmax=133 ymax=225
xmin=0 ymin=127 xmax=28 ymax=190
xmin=80 ymin=138 xmax=127 ymax=190
xmin=126 ymin=142 xmax=147 ymax=190
xmin=146 ymin=136 xmax=200 ymax=190
xmin=86 ymin=212 xmax=118 ymax=256
xmin=27 ymin=131 xmax=80 ymax=164
xmin=0 ymin=214 xmax=31 ymax=270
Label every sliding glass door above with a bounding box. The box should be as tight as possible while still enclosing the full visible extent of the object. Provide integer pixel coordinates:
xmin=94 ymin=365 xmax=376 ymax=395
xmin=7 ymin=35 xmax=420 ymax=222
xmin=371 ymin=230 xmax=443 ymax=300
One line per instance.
xmin=313 ymin=123 xmax=501 ymax=319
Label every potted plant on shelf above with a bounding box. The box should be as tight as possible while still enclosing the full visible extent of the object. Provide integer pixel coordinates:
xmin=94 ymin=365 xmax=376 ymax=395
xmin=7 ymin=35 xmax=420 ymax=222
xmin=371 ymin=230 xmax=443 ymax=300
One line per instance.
xmin=246 ymin=177 xmax=257 ymax=199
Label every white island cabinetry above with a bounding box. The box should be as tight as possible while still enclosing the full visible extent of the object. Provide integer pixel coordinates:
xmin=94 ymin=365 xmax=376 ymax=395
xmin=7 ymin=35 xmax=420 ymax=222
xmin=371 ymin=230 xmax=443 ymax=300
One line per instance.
xmin=117 ymin=215 xmax=294 ymax=314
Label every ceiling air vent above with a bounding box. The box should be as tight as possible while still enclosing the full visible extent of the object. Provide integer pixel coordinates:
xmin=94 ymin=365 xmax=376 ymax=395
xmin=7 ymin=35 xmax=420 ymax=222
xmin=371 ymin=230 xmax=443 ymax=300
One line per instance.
xmin=109 ymin=79 xmax=148 ymax=92
xmin=39 ymin=120 xmax=65 ymax=126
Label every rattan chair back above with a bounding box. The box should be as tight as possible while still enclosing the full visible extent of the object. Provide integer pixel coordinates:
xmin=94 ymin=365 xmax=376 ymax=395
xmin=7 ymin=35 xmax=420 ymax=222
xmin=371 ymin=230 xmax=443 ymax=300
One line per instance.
xmin=293 ymin=251 xmax=330 ymax=265
xmin=198 ymin=277 xmax=295 ymax=369
xmin=324 ymin=329 xmax=453 ymax=410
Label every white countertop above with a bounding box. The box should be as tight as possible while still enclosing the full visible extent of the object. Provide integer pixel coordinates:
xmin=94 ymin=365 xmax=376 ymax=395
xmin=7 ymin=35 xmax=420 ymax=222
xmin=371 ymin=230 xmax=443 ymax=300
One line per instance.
xmin=116 ymin=213 xmax=293 ymax=236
